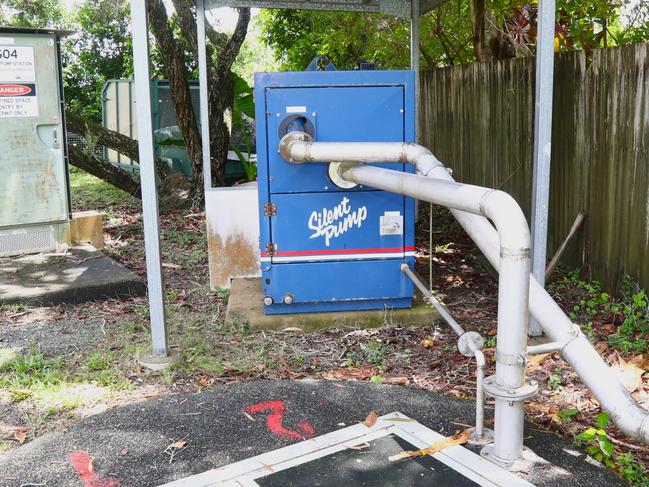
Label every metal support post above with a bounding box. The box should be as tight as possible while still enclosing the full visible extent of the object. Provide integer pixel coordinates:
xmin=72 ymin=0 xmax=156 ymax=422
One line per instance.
xmin=410 ymin=0 xmax=420 ymax=139
xmin=130 ymin=0 xmax=173 ymax=369
xmin=197 ymin=0 xmax=212 ymax=190
xmin=529 ymin=0 xmax=557 ymax=336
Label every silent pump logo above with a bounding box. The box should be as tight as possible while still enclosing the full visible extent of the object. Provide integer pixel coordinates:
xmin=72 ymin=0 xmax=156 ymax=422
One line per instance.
xmin=308 ymin=197 xmax=368 ymax=247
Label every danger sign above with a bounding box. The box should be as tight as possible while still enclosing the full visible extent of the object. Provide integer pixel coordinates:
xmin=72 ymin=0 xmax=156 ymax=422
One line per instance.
xmin=0 ymin=84 xmax=33 ymax=96
xmin=0 ymin=83 xmax=37 ymax=117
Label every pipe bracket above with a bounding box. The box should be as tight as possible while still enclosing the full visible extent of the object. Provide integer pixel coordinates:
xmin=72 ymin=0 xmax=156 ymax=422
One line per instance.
xmin=496 ymin=350 xmax=528 ymax=366
xmin=483 ymin=375 xmax=539 ymax=401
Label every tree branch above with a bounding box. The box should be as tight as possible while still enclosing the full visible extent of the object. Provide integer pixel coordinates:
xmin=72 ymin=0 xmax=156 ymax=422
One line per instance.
xmin=68 ymin=144 xmax=141 ymax=199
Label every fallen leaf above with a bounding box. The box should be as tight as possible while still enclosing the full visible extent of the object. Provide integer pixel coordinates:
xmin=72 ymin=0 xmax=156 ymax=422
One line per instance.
xmin=120 ymin=448 xmax=129 ymax=456
xmin=87 ymin=456 xmax=95 ymax=473
xmin=600 ymin=324 xmax=616 ymax=335
xmin=344 ymin=442 xmax=370 ymax=450
xmin=170 ymin=440 xmax=188 ymax=449
xmin=282 ymin=327 xmax=303 ymax=333
xmin=389 ymin=430 xmax=471 ymax=461
xmin=527 ymin=353 xmax=551 ymax=372
xmin=14 ymin=430 xmax=26 ymax=444
xmin=363 ymin=411 xmax=379 ymax=427
xmin=420 ymin=337 xmax=438 ymax=349
xmin=244 ymin=412 xmax=256 ymax=421
xmin=162 ymin=262 xmax=181 ymax=269
xmin=322 ymin=366 xmax=375 ymax=381
xmin=613 ymin=357 xmax=646 ymax=392
xmin=381 ymin=376 xmax=409 ymax=385
xmin=595 ymin=342 xmax=609 ymax=354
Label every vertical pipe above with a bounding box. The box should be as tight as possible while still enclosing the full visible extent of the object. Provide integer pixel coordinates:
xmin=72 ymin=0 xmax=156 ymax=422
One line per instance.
xmin=130 ymin=0 xmax=168 ymax=357
xmin=529 ymin=0 xmax=556 ymax=336
xmin=197 ymin=0 xmax=212 ymax=191
xmin=410 ymin=0 xmax=420 ymax=140
xmin=473 ymin=349 xmax=485 ymax=439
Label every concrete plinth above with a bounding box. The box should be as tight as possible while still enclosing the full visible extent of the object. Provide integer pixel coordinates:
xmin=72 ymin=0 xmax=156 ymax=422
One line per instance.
xmin=0 ymin=244 xmax=145 ymax=306
xmin=225 ymin=278 xmax=439 ymax=331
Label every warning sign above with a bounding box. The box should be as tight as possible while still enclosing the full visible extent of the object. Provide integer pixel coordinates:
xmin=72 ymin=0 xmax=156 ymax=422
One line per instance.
xmin=0 ymin=83 xmax=38 ymax=117
xmin=0 ymin=46 xmax=36 ymax=82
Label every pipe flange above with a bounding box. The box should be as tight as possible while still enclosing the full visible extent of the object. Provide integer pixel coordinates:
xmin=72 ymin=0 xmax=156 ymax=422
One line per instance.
xmin=457 ymin=331 xmax=484 ymax=357
xmin=328 ymin=162 xmax=359 ymax=189
xmin=482 ymin=375 xmax=538 ymax=401
xmin=479 ymin=444 xmax=541 ymax=472
xmin=278 ymin=131 xmax=313 ymax=162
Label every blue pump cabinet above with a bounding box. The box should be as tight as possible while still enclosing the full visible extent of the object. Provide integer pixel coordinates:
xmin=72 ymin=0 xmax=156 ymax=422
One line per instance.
xmin=254 ymin=70 xmax=416 ymax=315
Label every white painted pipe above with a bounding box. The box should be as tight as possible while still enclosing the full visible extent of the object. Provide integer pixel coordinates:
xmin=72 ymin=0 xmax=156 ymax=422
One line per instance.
xmin=473 ymin=349 xmax=486 ymax=440
xmin=341 ymin=164 xmax=530 ymax=463
xmin=400 ymin=264 xmax=465 ymax=337
xmin=280 ymin=134 xmax=649 ymax=445
xmin=400 ymin=264 xmax=487 ymax=443
xmin=527 ymin=341 xmax=563 ymax=355
xmin=281 ymin=135 xmax=532 ymax=464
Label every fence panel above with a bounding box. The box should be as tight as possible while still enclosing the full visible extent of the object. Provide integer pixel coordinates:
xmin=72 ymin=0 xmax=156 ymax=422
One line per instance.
xmin=419 ymin=43 xmax=649 ymax=293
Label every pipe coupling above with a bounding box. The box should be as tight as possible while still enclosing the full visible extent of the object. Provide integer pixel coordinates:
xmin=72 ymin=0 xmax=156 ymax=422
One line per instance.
xmin=482 ymin=375 xmax=539 ymax=402
xmin=278 ymin=131 xmax=313 ymax=163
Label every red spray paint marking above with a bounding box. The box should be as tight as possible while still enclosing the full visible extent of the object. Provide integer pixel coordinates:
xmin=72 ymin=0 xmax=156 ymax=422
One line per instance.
xmin=245 ymin=400 xmax=315 ymax=440
xmin=69 ymin=451 xmax=120 ymax=487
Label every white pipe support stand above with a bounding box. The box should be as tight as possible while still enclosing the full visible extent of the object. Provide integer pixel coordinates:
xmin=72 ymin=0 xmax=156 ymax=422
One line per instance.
xmin=279 ymin=133 xmax=538 ymax=468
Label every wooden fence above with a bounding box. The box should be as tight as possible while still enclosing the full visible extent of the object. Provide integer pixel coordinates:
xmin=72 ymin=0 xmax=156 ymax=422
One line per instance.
xmin=419 ymin=42 xmax=649 ymax=293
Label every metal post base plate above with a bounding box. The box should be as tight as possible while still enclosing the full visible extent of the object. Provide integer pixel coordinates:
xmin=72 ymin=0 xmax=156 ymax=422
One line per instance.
xmin=467 ymin=427 xmax=494 ymax=446
xmin=138 ymin=352 xmax=178 ymax=371
xmin=479 ymin=444 xmax=543 ymax=472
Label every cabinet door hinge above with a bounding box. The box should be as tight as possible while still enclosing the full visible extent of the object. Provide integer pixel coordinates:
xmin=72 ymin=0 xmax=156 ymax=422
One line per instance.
xmin=265 ymin=243 xmax=278 ymax=256
xmin=264 ymin=202 xmax=277 ymax=217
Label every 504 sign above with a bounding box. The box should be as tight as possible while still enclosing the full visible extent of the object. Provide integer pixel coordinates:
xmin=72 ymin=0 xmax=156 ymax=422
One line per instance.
xmin=0 ymin=46 xmax=35 ymax=83
xmin=0 ymin=49 xmax=18 ymax=59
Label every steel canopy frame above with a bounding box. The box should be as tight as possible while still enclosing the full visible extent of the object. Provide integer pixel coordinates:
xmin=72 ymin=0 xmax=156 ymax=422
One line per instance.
xmin=131 ymin=0 xmax=429 ymax=361
xmin=129 ymin=0 xmax=556 ymax=359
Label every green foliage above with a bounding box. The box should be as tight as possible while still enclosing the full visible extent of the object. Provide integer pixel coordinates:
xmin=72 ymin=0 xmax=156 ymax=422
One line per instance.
xmin=260 ymin=4 xmax=474 ymax=71
xmin=616 ymin=452 xmax=649 ymax=487
xmin=230 ymin=72 xmax=257 ymax=182
xmin=62 ymin=0 xmax=134 ymax=123
xmin=575 ymin=412 xmax=615 ymax=468
xmin=1 ymin=0 xmax=65 ymax=28
xmin=576 ymin=412 xmax=649 ymax=485
xmin=548 ymin=372 xmax=562 ymax=391
xmin=556 ymin=407 xmax=579 ymax=422
xmin=608 ymin=277 xmax=649 ymax=353
xmin=361 ymin=340 xmax=386 ymax=366
xmin=0 ymin=348 xmax=65 ymax=389
xmin=84 ymin=351 xmax=113 ymax=371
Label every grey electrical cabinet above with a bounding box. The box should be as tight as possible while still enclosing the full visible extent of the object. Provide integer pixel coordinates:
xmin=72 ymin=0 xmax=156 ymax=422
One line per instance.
xmin=0 ymin=27 xmax=71 ymax=257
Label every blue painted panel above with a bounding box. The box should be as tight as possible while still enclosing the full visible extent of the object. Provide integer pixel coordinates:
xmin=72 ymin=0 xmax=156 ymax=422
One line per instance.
xmin=266 ymin=86 xmax=405 ymax=194
xmin=262 ymin=259 xmax=414 ymax=312
xmin=253 ymin=70 xmax=417 ymax=315
xmin=268 ymin=191 xmax=407 ymax=263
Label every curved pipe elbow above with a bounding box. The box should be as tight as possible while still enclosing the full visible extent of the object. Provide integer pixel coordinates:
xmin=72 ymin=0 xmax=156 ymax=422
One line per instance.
xmin=480 ymin=190 xmax=531 ymax=257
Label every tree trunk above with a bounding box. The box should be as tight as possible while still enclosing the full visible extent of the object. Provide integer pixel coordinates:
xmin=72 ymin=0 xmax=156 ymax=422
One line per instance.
xmin=470 ymin=0 xmax=492 ymax=61
xmin=146 ymin=0 xmax=204 ymax=201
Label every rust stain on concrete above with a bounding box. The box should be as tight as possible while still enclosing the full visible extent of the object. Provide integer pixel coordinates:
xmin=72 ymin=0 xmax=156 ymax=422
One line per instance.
xmin=208 ymin=230 xmax=259 ymax=289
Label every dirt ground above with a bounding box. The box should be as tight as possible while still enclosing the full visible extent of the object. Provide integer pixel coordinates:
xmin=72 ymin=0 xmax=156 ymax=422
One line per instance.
xmin=1 ymin=168 xmax=648 ymax=485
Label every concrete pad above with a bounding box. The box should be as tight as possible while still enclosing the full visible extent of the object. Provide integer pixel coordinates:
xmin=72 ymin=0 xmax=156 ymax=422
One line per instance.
xmin=0 ymin=244 xmax=145 ymax=306
xmin=0 ymin=380 xmax=626 ymax=487
xmin=226 ymin=278 xmax=439 ymax=331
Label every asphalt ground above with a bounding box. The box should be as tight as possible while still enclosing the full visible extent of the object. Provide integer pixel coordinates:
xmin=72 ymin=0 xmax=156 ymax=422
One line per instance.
xmin=0 ymin=380 xmax=626 ymax=487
